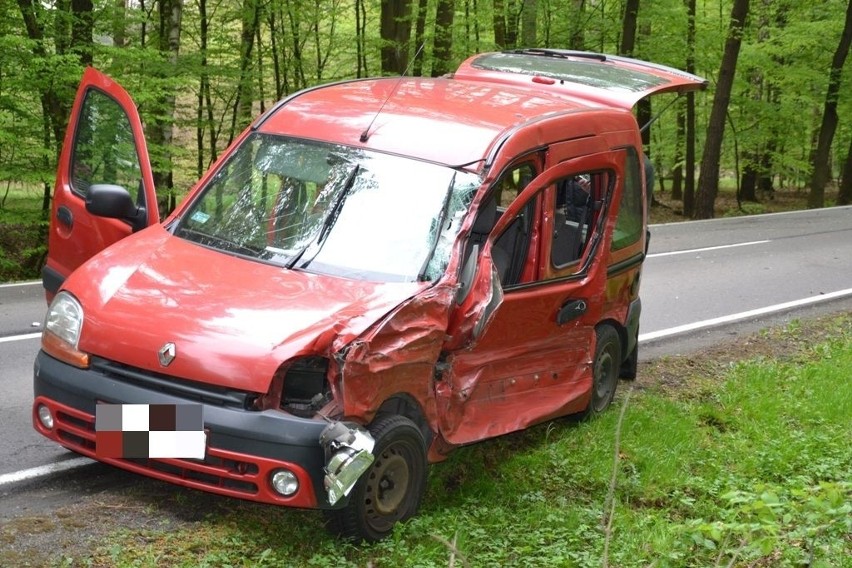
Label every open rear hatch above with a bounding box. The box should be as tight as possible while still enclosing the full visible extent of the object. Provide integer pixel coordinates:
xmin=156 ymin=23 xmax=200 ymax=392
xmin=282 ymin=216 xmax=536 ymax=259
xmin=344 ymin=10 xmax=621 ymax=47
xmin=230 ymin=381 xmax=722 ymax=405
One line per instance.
xmin=454 ymin=49 xmax=708 ymax=111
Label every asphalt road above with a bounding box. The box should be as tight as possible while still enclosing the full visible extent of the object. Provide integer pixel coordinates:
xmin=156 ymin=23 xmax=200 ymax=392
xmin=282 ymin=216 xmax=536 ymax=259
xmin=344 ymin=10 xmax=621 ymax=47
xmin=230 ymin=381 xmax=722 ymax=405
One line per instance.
xmin=0 ymin=283 xmax=66 ymax=479
xmin=1 ymin=206 xmax=851 ymax=516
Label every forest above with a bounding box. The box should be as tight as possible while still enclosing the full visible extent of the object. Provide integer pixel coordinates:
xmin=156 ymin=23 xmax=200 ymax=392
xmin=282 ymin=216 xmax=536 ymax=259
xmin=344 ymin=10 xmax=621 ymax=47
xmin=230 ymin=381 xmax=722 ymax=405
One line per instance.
xmin=0 ymin=0 xmax=850 ymax=278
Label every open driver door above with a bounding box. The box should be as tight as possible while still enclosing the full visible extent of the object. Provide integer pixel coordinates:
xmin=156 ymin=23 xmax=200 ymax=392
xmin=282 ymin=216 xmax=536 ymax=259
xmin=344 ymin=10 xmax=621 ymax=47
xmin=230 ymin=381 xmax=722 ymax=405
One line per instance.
xmin=42 ymin=68 xmax=159 ymax=300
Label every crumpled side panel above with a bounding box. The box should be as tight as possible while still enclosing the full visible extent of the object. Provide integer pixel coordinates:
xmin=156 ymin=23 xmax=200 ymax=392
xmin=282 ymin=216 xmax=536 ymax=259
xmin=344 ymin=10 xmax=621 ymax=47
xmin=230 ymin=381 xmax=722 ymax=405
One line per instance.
xmin=337 ymin=282 xmax=456 ymax=440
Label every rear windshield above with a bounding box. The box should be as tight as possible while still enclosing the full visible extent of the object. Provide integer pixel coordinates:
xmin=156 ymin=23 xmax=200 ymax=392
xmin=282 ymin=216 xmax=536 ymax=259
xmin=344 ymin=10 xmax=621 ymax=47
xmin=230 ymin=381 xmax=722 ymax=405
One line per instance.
xmin=472 ymin=52 xmax=668 ymax=93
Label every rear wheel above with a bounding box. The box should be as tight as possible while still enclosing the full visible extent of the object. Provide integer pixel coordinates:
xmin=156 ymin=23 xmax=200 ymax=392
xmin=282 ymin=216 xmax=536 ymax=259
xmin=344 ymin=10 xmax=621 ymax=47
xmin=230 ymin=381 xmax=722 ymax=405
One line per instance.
xmin=582 ymin=326 xmax=621 ymax=418
xmin=324 ymin=415 xmax=428 ymax=542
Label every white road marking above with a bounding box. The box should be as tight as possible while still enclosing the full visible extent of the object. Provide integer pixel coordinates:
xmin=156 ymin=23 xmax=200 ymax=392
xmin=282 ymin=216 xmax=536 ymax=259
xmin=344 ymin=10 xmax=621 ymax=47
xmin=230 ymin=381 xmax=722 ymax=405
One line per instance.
xmin=0 ymin=457 xmax=92 ymax=487
xmin=0 ymin=280 xmax=41 ymax=288
xmin=639 ymin=288 xmax=852 ymax=343
xmin=647 ymin=240 xmax=770 ymax=258
xmin=0 ymin=332 xmax=42 ymax=344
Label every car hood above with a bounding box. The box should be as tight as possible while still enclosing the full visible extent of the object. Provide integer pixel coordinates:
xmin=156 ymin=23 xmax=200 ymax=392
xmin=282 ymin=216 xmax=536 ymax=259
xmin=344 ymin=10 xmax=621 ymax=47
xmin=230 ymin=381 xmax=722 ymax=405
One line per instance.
xmin=67 ymin=226 xmax=426 ymax=393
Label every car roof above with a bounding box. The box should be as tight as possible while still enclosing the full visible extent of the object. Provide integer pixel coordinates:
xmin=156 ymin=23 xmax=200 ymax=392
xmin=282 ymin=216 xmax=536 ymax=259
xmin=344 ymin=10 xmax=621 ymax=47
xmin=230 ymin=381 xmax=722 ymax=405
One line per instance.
xmin=253 ymin=76 xmax=603 ymax=169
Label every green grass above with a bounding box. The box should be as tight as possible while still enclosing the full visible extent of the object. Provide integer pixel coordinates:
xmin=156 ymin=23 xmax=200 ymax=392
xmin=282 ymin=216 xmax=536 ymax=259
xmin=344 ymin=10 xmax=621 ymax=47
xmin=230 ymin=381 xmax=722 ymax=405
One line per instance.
xmin=57 ymin=317 xmax=852 ymax=568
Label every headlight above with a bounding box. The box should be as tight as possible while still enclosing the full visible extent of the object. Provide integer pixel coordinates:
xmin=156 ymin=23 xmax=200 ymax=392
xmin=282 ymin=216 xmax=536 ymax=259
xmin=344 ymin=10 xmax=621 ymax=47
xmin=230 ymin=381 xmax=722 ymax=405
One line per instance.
xmin=42 ymin=291 xmax=89 ymax=368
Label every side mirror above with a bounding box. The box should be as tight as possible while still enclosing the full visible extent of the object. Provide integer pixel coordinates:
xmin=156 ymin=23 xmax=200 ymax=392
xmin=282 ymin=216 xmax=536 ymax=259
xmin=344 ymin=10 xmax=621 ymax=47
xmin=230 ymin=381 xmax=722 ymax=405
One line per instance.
xmin=86 ymin=184 xmax=147 ymax=232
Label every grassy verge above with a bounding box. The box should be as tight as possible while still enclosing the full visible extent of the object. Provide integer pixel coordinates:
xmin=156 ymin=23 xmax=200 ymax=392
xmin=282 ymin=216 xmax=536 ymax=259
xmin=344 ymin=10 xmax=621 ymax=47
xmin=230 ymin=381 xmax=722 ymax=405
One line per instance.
xmin=16 ymin=315 xmax=842 ymax=568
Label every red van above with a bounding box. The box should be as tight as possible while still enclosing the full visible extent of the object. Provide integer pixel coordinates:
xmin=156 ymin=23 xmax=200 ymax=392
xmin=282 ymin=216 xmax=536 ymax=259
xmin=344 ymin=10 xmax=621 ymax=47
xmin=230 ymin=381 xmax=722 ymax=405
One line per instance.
xmin=33 ymin=50 xmax=706 ymax=541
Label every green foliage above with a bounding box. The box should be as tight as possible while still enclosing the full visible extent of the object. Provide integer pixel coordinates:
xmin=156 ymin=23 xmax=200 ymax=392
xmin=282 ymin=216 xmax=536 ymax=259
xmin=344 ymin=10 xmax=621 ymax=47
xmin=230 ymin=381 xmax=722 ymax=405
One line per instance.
xmin=0 ymin=184 xmax=46 ymax=281
xmin=0 ymin=0 xmax=849 ymax=226
xmin=55 ymin=316 xmax=852 ymax=567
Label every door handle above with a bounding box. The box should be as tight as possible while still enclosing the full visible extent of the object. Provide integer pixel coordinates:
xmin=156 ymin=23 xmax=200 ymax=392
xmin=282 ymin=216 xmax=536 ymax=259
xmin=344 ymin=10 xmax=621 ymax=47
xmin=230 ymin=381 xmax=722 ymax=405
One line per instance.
xmin=557 ymin=299 xmax=587 ymax=325
xmin=57 ymin=205 xmax=73 ymax=229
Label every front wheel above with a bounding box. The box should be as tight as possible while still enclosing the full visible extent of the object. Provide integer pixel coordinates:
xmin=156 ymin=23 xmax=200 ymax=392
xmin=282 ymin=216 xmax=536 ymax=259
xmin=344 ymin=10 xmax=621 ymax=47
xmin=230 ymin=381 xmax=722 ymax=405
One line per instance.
xmin=324 ymin=414 xmax=428 ymax=542
xmin=581 ymin=325 xmax=622 ymax=419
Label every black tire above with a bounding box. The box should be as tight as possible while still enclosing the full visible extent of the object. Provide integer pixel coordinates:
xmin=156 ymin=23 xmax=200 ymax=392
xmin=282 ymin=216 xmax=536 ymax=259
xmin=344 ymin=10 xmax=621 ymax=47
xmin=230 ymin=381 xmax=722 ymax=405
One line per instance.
xmin=581 ymin=326 xmax=621 ymax=418
xmin=324 ymin=415 xmax=428 ymax=543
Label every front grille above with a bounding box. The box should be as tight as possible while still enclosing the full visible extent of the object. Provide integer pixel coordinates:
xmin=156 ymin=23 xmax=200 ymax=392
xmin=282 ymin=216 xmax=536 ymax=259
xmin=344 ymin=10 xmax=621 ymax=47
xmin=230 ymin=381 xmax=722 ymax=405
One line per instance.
xmin=90 ymin=357 xmax=256 ymax=409
xmin=49 ymin=402 xmax=263 ymax=498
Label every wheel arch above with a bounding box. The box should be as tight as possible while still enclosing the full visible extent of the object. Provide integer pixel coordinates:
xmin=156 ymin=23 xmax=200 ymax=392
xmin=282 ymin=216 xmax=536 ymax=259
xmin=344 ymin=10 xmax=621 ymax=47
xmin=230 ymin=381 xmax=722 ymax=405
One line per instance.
xmin=375 ymin=393 xmax=433 ymax=448
xmin=596 ymin=317 xmax=638 ymax=379
xmin=596 ymin=319 xmax=627 ymax=358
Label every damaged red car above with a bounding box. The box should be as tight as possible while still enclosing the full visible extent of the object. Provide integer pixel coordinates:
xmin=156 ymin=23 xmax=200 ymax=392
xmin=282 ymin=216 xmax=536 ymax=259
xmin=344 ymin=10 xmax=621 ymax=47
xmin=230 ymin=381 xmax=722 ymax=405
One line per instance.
xmin=33 ymin=50 xmax=706 ymax=541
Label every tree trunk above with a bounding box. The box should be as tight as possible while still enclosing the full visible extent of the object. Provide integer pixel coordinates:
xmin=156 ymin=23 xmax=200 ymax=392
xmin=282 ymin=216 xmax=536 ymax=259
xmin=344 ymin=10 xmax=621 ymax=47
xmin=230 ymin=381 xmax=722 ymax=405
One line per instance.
xmin=112 ymin=0 xmax=126 ymax=47
xmin=312 ymin=0 xmax=336 ymax=83
xmin=838 ymin=136 xmax=852 ymax=205
xmin=150 ymin=0 xmax=183 ymax=216
xmin=569 ymin=0 xmax=585 ymax=50
xmin=356 ymin=0 xmax=369 ymax=77
xmin=229 ymin=0 xmax=259 ymax=144
xmin=286 ymin=1 xmax=306 ymax=91
xmin=807 ymin=0 xmax=852 ymax=208
xmin=431 ymin=0 xmax=455 ymax=77
xmin=71 ymin=0 xmax=94 ymax=65
xmin=739 ymin=162 xmax=758 ymax=202
xmin=412 ymin=0 xmax=428 ymax=76
xmin=521 ymin=0 xmax=537 ymax=47
xmin=505 ymin=0 xmax=520 ymax=48
xmin=493 ymin=0 xmax=506 ymax=48
xmin=493 ymin=0 xmax=521 ymax=49
xmin=380 ymin=0 xmax=412 ymax=74
xmin=758 ymin=142 xmax=775 ymax=196
xmin=619 ymin=0 xmax=639 ymax=56
xmin=197 ymin=0 xmax=211 ymax=177
xmin=672 ymin=106 xmax=684 ymax=200
xmin=694 ymin=0 xmax=750 ymax=219
xmin=683 ymin=0 xmax=697 ymax=217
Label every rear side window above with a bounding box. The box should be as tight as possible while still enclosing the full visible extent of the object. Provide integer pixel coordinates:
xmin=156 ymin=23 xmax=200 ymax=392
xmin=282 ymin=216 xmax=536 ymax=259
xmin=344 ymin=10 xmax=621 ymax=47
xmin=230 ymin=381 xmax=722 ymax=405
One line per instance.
xmin=70 ymin=89 xmax=142 ymax=203
xmin=551 ymin=171 xmax=608 ymax=269
xmin=611 ymin=147 xmax=643 ymax=251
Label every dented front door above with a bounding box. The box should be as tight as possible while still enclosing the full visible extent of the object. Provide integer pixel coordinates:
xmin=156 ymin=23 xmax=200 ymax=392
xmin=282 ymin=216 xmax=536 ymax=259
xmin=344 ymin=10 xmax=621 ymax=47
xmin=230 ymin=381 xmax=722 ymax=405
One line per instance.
xmin=42 ymin=68 xmax=159 ymax=298
xmin=438 ymin=153 xmax=620 ymax=445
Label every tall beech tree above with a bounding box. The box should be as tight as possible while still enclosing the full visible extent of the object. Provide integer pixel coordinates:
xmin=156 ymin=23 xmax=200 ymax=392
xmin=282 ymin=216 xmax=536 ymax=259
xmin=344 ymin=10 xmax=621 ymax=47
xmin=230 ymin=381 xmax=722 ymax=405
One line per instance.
xmin=380 ymin=0 xmax=411 ymax=74
xmin=695 ymin=0 xmax=750 ymax=219
xmin=807 ymin=0 xmax=852 ymax=208
xmin=149 ymin=0 xmax=183 ymax=215
xmin=431 ymin=0 xmax=455 ymax=77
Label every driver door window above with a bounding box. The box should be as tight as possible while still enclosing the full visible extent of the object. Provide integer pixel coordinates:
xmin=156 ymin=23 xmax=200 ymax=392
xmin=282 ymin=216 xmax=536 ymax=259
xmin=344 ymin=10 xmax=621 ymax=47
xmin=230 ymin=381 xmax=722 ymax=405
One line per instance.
xmin=71 ymin=89 xmax=145 ymax=207
xmin=490 ymin=163 xmax=537 ymax=286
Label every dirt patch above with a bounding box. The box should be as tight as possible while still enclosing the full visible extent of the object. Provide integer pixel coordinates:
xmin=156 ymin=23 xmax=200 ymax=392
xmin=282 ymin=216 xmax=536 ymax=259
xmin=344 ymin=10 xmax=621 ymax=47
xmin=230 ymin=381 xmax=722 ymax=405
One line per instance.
xmin=636 ymin=314 xmax=851 ymax=401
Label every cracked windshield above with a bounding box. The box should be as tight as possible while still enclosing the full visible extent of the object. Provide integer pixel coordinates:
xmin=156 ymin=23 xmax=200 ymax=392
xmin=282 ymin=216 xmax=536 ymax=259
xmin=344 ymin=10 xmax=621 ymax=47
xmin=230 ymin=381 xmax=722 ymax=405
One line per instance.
xmin=175 ymin=134 xmax=479 ymax=282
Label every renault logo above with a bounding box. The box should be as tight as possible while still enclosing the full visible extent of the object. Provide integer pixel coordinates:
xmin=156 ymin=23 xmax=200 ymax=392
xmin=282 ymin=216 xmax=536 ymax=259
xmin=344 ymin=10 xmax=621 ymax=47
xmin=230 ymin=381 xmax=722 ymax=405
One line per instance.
xmin=158 ymin=342 xmax=176 ymax=367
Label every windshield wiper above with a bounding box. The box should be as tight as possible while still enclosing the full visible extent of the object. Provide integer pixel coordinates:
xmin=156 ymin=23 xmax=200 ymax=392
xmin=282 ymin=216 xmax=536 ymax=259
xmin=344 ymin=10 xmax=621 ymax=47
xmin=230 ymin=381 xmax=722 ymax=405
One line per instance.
xmin=177 ymin=227 xmax=265 ymax=257
xmin=509 ymin=48 xmax=607 ymax=62
xmin=417 ymin=173 xmax=457 ymax=281
xmin=286 ymin=164 xmax=360 ymax=270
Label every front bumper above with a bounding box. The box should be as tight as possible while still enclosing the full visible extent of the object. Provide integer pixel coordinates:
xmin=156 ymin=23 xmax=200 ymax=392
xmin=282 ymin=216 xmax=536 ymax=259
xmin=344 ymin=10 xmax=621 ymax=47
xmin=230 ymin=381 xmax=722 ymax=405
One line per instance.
xmin=33 ymin=350 xmax=336 ymax=509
